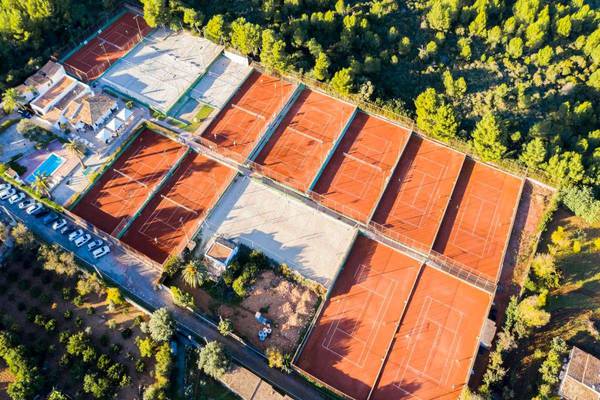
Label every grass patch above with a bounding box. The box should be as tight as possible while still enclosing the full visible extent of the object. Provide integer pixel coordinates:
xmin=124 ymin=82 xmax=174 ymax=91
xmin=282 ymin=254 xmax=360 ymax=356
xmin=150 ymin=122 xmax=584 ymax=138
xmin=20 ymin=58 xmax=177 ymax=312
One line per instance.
xmin=184 ymin=104 xmax=214 ymax=132
xmin=507 ymin=208 xmax=600 ymax=397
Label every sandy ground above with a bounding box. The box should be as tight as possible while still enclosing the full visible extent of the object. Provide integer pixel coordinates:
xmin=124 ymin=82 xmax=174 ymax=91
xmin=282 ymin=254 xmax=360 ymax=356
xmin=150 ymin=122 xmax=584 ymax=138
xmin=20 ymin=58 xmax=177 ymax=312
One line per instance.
xmin=219 ymin=271 xmax=319 ymax=353
xmin=198 ymin=176 xmax=357 ymax=288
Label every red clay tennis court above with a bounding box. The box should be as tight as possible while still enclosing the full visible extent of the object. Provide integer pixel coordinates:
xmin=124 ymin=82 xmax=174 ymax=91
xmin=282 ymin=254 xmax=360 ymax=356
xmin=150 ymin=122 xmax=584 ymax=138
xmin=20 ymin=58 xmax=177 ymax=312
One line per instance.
xmin=254 ymin=89 xmax=355 ymax=192
xmin=63 ymin=11 xmax=151 ymax=82
xmin=371 ymin=265 xmax=491 ymax=400
xmin=121 ymin=152 xmax=235 ymax=263
xmin=200 ymin=71 xmax=296 ymax=160
xmin=296 ymin=236 xmax=422 ymax=400
xmin=72 ymin=129 xmax=186 ymax=236
xmin=433 ymin=159 xmax=523 ymax=281
xmin=311 ymin=112 xmax=410 ymax=223
xmin=371 ymin=136 xmax=465 ymax=251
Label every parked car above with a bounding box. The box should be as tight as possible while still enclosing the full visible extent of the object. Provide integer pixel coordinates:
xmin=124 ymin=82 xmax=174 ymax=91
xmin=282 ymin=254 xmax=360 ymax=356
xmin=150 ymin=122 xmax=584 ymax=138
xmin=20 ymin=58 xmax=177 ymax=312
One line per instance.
xmin=74 ymin=234 xmax=91 ymax=247
xmin=52 ymin=218 xmax=67 ymax=230
xmin=8 ymin=192 xmax=25 ymax=204
xmin=0 ymin=183 xmax=11 ymax=191
xmin=68 ymin=229 xmax=84 ymax=241
xmin=18 ymin=199 xmax=35 ymax=209
xmin=92 ymin=245 xmax=110 ymax=259
xmin=43 ymin=214 xmax=58 ymax=225
xmin=87 ymin=239 xmax=103 ymax=251
xmin=32 ymin=207 xmax=48 ymax=217
xmin=0 ymin=188 xmax=16 ymax=200
xmin=17 ymin=109 xmax=32 ymax=118
xmin=26 ymin=203 xmax=43 ymax=215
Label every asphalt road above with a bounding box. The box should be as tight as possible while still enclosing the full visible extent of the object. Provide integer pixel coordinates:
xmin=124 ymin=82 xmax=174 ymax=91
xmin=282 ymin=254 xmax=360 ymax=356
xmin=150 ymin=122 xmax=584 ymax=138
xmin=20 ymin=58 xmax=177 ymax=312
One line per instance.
xmin=0 ymin=183 xmax=327 ymax=400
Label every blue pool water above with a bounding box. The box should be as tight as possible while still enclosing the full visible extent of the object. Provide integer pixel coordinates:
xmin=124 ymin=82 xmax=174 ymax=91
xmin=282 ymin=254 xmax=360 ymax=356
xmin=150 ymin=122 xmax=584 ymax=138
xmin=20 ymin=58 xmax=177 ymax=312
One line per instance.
xmin=25 ymin=153 xmax=64 ymax=184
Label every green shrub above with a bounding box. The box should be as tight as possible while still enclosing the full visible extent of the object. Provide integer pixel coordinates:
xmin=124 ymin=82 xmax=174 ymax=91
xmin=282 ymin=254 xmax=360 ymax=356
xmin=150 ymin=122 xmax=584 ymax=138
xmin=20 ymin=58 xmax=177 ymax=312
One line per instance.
xmin=170 ymin=286 xmax=195 ymax=309
xmin=561 ymin=185 xmax=600 ymax=224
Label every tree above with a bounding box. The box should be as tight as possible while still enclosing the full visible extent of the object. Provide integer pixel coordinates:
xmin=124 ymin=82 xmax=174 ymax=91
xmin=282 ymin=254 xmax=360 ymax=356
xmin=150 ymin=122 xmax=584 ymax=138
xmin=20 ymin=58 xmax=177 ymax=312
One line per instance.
xmin=525 ymin=6 xmax=549 ymax=49
xmin=31 ymin=173 xmax=50 ymax=197
xmin=105 ymin=287 xmax=125 ymax=307
xmin=561 ymin=185 xmax=600 ymax=224
xmin=204 ymin=15 xmax=227 ymax=44
xmin=520 ymin=138 xmax=547 ymax=168
xmin=48 ymin=390 xmax=68 ymax=400
xmin=266 ymin=346 xmax=290 ymax=372
xmin=83 ymin=373 xmax=111 ymax=399
xmin=507 ymin=37 xmax=524 ymax=59
xmin=218 ymin=317 xmax=233 ymax=336
xmin=154 ymin=342 xmax=172 ymax=385
xmin=2 ymin=88 xmax=24 ymax=113
xmin=181 ymin=261 xmax=206 ymax=288
xmin=170 ymin=286 xmax=195 ymax=309
xmin=229 ymin=17 xmax=261 ymax=56
xmin=330 ymin=67 xmax=354 ymax=95
xmin=555 ymin=15 xmax=572 ymax=38
xmin=415 ymin=88 xmax=458 ymax=140
xmin=545 ymin=152 xmax=585 ymax=185
xmin=471 ymin=113 xmax=507 ymax=161
xmin=11 ymin=223 xmax=36 ymax=251
xmin=136 ymin=336 xmax=155 ymax=358
xmin=515 ymin=295 xmax=550 ymax=336
xmin=148 ymin=308 xmax=175 ymax=342
xmin=531 ymin=253 xmax=559 ymax=289
xmin=141 ymin=0 xmax=169 ymax=28
xmin=63 ymin=140 xmax=85 ymax=168
xmin=427 ymin=0 xmax=459 ymax=32
xmin=38 ymin=244 xmax=78 ymax=276
xmin=198 ymin=341 xmax=228 ymax=379
xmin=312 ymin=52 xmax=330 ymax=81
xmin=77 ymin=274 xmax=103 ymax=296
xmin=260 ymin=29 xmax=289 ymax=71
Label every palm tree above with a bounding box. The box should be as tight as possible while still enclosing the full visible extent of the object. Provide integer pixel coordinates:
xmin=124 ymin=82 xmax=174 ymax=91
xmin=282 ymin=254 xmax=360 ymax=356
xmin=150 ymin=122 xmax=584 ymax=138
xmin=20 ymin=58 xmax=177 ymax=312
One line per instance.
xmin=181 ymin=261 xmax=206 ymax=288
xmin=32 ymin=173 xmax=50 ymax=198
xmin=63 ymin=140 xmax=86 ymax=168
xmin=2 ymin=88 xmax=24 ymax=114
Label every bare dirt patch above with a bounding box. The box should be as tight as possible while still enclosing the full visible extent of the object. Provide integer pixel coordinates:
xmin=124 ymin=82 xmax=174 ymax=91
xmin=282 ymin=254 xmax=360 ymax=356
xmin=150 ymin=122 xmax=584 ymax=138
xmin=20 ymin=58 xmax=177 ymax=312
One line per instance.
xmin=219 ymin=271 xmax=319 ymax=353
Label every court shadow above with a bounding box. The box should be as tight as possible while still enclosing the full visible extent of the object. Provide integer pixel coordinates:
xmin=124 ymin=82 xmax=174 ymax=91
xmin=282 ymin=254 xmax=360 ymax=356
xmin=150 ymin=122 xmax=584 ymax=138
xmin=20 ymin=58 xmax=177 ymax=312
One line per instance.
xmin=431 ymin=158 xmax=474 ymax=254
xmin=296 ymin=316 xmax=377 ymax=400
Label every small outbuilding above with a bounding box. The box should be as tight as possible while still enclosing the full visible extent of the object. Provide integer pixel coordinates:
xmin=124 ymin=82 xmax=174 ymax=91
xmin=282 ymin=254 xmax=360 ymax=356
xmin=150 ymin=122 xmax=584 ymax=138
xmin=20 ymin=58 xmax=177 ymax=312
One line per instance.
xmin=559 ymin=346 xmax=600 ymax=400
xmin=204 ymin=237 xmax=238 ymax=279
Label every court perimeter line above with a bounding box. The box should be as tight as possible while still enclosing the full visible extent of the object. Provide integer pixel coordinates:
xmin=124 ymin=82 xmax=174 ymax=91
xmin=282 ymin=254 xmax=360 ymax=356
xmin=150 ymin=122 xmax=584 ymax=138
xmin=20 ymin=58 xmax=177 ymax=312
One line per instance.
xmin=367 ymin=128 xmax=412 ymax=223
xmin=428 ymin=152 xmax=467 ymax=249
xmin=366 ymin=263 xmax=424 ymax=400
xmin=495 ymin=176 xmax=525 ymax=283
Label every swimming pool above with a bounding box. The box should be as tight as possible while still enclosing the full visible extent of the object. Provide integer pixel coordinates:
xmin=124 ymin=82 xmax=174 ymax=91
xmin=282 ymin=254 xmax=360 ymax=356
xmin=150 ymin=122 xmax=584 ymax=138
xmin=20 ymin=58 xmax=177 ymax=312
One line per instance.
xmin=25 ymin=153 xmax=65 ymax=184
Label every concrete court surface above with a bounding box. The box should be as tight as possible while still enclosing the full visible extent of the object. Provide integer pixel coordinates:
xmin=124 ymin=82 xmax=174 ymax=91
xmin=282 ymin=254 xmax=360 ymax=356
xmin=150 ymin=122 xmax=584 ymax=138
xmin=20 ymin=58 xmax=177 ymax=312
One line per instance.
xmin=198 ymin=176 xmax=357 ymax=288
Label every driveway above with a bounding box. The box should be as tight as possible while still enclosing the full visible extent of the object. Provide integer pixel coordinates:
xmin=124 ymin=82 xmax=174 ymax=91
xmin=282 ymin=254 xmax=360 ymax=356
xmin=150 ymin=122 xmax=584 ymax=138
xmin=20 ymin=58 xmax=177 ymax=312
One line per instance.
xmin=0 ymin=180 xmax=327 ymax=400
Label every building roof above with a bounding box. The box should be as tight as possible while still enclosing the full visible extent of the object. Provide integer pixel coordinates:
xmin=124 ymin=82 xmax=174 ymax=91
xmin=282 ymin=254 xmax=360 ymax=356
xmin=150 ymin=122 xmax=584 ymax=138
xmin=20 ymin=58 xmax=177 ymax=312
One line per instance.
xmin=560 ymin=347 xmax=600 ymax=400
xmin=24 ymin=61 xmax=62 ymax=89
xmin=31 ymin=75 xmax=74 ymax=110
xmin=480 ymin=318 xmax=497 ymax=349
xmin=77 ymin=94 xmax=116 ymax=126
xmin=54 ymin=83 xmax=87 ymax=112
xmin=206 ymin=237 xmax=237 ymax=264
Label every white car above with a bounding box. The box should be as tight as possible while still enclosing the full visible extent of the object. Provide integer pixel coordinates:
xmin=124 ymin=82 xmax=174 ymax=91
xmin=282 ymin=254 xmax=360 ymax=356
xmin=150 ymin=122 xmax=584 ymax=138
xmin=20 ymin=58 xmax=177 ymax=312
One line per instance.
xmin=0 ymin=183 xmax=10 ymax=191
xmin=92 ymin=245 xmax=110 ymax=259
xmin=8 ymin=192 xmax=25 ymax=204
xmin=68 ymin=229 xmax=84 ymax=242
xmin=0 ymin=188 xmax=16 ymax=200
xmin=26 ymin=203 xmax=43 ymax=215
xmin=87 ymin=239 xmax=103 ymax=251
xmin=52 ymin=218 xmax=67 ymax=231
xmin=18 ymin=199 xmax=35 ymax=209
xmin=74 ymin=233 xmax=91 ymax=247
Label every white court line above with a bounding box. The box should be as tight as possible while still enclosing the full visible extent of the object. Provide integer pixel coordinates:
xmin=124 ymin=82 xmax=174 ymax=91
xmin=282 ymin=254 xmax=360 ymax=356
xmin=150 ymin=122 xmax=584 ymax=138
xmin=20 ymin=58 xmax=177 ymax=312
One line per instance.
xmin=321 ymin=263 xmax=398 ymax=368
xmin=452 ymin=180 xmax=502 ymax=258
xmin=389 ymin=156 xmax=447 ymax=229
xmin=395 ymin=296 xmax=463 ymax=395
xmin=330 ymin=157 xmax=380 ymax=201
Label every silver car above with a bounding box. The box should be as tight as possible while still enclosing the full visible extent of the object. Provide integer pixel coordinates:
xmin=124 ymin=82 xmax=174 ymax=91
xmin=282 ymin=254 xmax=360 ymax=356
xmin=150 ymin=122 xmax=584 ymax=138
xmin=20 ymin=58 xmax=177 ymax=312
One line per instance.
xmin=18 ymin=199 xmax=35 ymax=209
xmin=8 ymin=192 xmax=25 ymax=204
xmin=74 ymin=233 xmax=91 ymax=247
xmin=92 ymin=245 xmax=110 ymax=259
xmin=52 ymin=218 xmax=67 ymax=230
xmin=87 ymin=239 xmax=103 ymax=251
xmin=0 ymin=188 xmax=16 ymax=200
xmin=68 ymin=229 xmax=84 ymax=242
xmin=26 ymin=203 xmax=43 ymax=215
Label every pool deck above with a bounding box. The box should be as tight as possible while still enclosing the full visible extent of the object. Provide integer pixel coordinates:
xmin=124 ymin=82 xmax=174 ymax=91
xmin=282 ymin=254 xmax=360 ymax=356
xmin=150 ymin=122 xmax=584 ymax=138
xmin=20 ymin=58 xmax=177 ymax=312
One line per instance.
xmin=19 ymin=141 xmax=79 ymax=189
